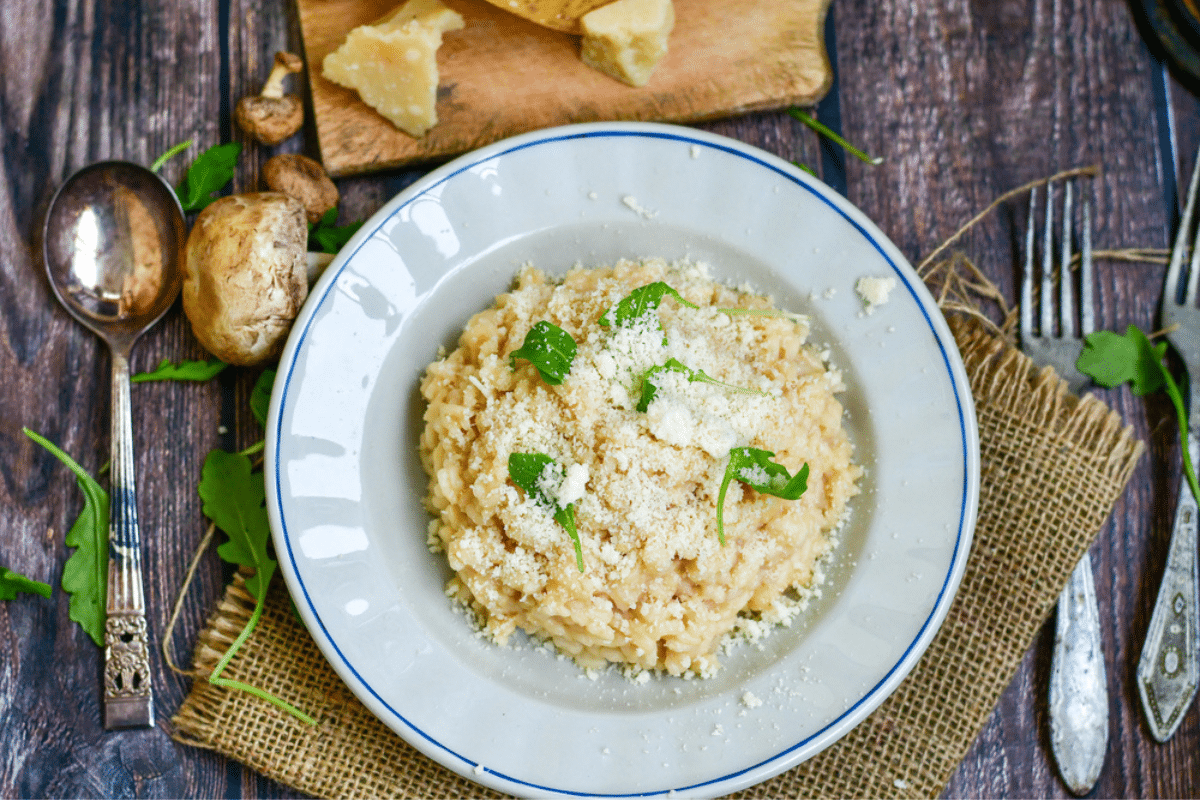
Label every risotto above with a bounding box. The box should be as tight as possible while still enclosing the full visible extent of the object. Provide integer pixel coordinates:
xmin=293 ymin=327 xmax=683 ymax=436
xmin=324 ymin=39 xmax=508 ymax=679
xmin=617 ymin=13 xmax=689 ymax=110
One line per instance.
xmin=418 ymin=258 xmax=860 ymax=677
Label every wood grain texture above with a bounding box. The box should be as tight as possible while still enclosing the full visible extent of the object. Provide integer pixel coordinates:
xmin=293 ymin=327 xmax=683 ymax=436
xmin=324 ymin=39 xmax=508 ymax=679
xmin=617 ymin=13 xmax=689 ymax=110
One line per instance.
xmin=298 ymin=0 xmax=833 ymax=175
xmin=0 ymin=0 xmax=1198 ymax=796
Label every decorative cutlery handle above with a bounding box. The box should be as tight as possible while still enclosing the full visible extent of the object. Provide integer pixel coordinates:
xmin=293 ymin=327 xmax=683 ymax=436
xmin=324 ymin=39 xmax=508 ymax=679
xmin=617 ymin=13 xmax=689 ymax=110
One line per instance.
xmin=1137 ymin=432 xmax=1200 ymax=742
xmin=1049 ymin=551 xmax=1108 ymax=794
xmin=103 ymin=351 xmax=154 ymax=729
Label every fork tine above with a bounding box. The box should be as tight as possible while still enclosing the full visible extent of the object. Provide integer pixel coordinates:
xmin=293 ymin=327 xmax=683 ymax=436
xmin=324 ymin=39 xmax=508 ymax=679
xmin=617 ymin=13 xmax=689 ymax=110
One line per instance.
xmin=1187 ymin=160 xmax=1200 ymax=307
xmin=1172 ymin=144 xmax=1200 ymax=306
xmin=1060 ymin=181 xmax=1076 ymax=337
xmin=1080 ymin=180 xmax=1095 ymax=335
xmin=1042 ymin=182 xmax=1056 ymax=335
xmin=1022 ymin=188 xmax=1036 ymax=340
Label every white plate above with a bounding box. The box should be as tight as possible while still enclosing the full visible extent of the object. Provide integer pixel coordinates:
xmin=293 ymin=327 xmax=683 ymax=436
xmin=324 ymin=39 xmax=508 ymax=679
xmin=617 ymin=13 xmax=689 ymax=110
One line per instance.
xmin=267 ymin=122 xmax=979 ymax=798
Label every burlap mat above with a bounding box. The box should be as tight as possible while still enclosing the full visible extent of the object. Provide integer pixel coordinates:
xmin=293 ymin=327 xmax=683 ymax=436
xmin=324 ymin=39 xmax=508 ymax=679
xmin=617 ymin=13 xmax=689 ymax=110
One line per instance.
xmin=170 ymin=315 xmax=1144 ymax=798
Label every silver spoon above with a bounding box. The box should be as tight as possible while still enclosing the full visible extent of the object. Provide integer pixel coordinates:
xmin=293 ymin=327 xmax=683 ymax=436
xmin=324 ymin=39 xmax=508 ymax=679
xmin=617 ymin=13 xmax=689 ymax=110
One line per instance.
xmin=42 ymin=161 xmax=186 ymax=730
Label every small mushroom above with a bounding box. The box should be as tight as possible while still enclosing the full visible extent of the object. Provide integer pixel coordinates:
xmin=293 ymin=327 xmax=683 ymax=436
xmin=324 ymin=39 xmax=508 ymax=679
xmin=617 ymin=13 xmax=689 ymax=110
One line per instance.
xmin=263 ymin=153 xmax=339 ymax=224
xmin=182 ymin=192 xmax=308 ymax=366
xmin=235 ymin=51 xmax=305 ymax=145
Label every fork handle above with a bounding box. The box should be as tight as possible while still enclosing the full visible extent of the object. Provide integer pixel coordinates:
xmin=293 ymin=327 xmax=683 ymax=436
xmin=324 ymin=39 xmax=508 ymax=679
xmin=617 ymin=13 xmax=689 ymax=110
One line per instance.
xmin=1137 ymin=432 xmax=1200 ymax=742
xmin=1049 ymin=552 xmax=1108 ymax=795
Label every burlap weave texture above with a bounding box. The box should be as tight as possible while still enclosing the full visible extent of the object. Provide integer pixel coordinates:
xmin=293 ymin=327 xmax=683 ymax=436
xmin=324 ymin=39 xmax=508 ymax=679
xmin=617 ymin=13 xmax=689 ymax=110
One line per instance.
xmin=171 ymin=316 xmax=1143 ymax=798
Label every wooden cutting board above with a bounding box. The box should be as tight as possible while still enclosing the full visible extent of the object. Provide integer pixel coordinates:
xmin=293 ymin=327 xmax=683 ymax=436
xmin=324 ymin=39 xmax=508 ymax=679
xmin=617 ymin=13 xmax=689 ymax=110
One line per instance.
xmin=297 ymin=0 xmax=832 ymax=176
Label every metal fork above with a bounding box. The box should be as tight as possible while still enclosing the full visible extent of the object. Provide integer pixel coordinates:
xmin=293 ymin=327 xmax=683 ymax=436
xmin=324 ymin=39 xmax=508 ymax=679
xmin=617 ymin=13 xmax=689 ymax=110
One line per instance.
xmin=1020 ymin=180 xmax=1108 ymax=796
xmin=1137 ymin=143 xmax=1200 ymax=743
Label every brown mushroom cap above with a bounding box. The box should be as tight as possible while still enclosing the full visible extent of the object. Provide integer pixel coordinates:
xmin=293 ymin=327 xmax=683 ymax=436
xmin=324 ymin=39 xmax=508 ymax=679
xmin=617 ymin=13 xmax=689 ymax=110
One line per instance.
xmin=263 ymin=153 xmax=339 ymax=224
xmin=182 ymin=193 xmax=308 ymax=366
xmin=235 ymin=95 xmax=303 ymax=146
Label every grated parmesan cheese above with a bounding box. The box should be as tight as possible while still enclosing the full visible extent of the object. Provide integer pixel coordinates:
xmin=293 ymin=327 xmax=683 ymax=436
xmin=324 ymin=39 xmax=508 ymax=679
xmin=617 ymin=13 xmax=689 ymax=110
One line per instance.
xmin=855 ymin=275 xmax=897 ymax=315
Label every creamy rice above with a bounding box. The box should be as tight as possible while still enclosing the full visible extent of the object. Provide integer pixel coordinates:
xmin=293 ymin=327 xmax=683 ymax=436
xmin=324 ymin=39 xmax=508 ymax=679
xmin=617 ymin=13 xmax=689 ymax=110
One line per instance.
xmin=419 ymin=258 xmax=860 ymax=677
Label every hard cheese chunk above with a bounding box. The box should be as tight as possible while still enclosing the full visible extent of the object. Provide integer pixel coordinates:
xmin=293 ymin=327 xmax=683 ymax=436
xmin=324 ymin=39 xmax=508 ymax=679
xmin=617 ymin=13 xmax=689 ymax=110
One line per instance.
xmin=323 ymin=0 xmax=464 ymax=137
xmin=579 ymin=0 xmax=674 ymax=87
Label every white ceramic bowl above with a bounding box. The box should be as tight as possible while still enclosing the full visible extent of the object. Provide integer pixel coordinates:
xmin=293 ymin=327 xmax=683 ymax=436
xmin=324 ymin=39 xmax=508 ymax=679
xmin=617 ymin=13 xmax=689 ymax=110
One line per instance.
xmin=266 ymin=122 xmax=979 ymax=798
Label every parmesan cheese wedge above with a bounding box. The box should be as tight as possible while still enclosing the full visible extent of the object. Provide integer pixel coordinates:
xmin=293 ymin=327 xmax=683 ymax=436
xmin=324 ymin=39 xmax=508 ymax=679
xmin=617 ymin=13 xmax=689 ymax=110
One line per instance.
xmin=580 ymin=0 xmax=674 ymax=87
xmin=322 ymin=0 xmax=464 ymax=138
xmin=478 ymin=0 xmax=616 ymax=34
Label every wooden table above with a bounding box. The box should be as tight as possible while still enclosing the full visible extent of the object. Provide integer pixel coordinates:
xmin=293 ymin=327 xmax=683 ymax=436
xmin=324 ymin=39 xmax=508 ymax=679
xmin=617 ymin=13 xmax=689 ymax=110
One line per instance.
xmin=1 ymin=0 xmax=1197 ymax=797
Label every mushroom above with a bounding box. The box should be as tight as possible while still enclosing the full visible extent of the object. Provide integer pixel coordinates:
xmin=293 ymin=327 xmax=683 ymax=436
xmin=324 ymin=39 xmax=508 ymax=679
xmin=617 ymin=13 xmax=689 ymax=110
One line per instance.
xmin=182 ymin=192 xmax=309 ymax=366
xmin=263 ymin=153 xmax=339 ymax=224
xmin=235 ymin=51 xmax=305 ymax=145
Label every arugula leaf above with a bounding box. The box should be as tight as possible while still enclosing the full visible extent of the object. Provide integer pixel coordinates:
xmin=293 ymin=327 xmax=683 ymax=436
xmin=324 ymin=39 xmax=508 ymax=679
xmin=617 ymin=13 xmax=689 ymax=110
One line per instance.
xmin=509 ymin=321 xmax=577 ymax=386
xmin=177 ymin=142 xmax=242 ymax=213
xmin=715 ymin=447 xmax=809 ymax=546
xmin=638 ymin=359 xmax=694 ymax=411
xmin=636 ymin=357 xmax=766 ymax=412
xmin=1077 ymin=325 xmax=1199 ymax=507
xmin=197 ymin=447 xmax=315 ymax=724
xmin=308 ymin=208 xmax=363 ymax=254
xmin=250 ymin=369 xmax=276 ymax=428
xmin=1077 ymin=328 xmax=1166 ymax=395
xmin=0 ymin=567 xmax=52 ymax=600
xmin=198 ymin=449 xmax=276 ymax=602
xmin=508 ymin=453 xmax=584 ymax=572
xmin=131 ymin=358 xmax=228 ymax=383
xmin=23 ymin=428 xmax=109 ymax=646
xmin=598 ymin=282 xmax=699 ymax=329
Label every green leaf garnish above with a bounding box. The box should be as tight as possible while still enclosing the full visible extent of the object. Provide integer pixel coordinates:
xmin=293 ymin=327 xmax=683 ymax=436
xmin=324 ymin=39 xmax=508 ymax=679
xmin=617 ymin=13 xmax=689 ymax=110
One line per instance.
xmin=715 ymin=447 xmax=809 ymax=546
xmin=509 ymin=321 xmax=577 ymax=385
xmin=1077 ymin=327 xmax=1166 ymax=396
xmin=788 ymin=108 xmax=883 ymax=166
xmin=0 ymin=567 xmax=53 ymax=600
xmin=198 ymin=450 xmax=276 ymax=603
xmin=308 ymin=208 xmax=364 ymax=254
xmin=599 ymin=282 xmax=700 ymax=329
xmin=636 ymin=357 xmax=767 ymax=413
xmin=23 ymin=427 xmax=108 ymax=646
xmin=1077 ymin=325 xmax=1198 ymax=507
xmin=508 ymin=452 xmax=585 ymax=572
xmin=131 ymin=358 xmax=228 ymax=383
xmin=197 ymin=448 xmax=314 ymax=724
xmin=177 ymin=142 xmax=242 ymax=213
xmin=250 ymin=369 xmax=276 ymax=428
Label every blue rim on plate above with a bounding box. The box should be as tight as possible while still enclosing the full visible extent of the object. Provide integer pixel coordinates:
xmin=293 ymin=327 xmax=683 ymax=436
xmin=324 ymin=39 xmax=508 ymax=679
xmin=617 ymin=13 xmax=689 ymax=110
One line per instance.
xmin=266 ymin=122 xmax=979 ymax=798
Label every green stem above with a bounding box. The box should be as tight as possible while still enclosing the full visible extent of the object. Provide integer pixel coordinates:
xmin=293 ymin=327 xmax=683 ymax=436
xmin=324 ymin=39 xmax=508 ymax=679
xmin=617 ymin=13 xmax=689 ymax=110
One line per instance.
xmin=788 ymin=108 xmax=883 ymax=166
xmin=207 ymin=595 xmax=318 ymax=726
xmin=238 ymin=440 xmax=265 ymax=458
xmin=209 ymin=677 xmax=318 ymax=726
xmin=554 ymin=506 xmax=585 ymax=573
xmin=1158 ymin=365 xmax=1200 ymax=505
xmin=715 ymin=474 xmax=731 ymax=547
xmin=150 ymin=139 xmax=193 ymax=173
xmin=209 ymin=596 xmax=265 ymax=681
xmin=792 ymin=160 xmax=817 ymax=176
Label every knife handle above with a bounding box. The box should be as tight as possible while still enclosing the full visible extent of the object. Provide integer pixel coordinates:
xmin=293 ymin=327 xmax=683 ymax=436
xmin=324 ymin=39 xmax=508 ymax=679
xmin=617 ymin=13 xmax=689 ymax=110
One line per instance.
xmin=1049 ymin=551 xmax=1109 ymax=795
xmin=1137 ymin=433 xmax=1200 ymax=743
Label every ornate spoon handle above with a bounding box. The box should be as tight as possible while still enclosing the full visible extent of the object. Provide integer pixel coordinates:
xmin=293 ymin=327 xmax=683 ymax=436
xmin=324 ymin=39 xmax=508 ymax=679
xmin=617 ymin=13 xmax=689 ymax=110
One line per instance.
xmin=103 ymin=349 xmax=154 ymax=729
xmin=1049 ymin=551 xmax=1108 ymax=794
xmin=1137 ymin=432 xmax=1199 ymax=742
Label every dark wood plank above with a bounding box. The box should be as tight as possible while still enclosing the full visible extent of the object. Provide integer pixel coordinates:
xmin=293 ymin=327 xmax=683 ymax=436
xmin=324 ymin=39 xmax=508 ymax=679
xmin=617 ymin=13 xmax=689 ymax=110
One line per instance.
xmin=0 ymin=0 xmax=237 ymax=797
